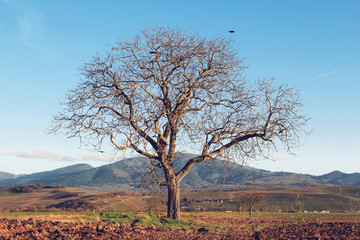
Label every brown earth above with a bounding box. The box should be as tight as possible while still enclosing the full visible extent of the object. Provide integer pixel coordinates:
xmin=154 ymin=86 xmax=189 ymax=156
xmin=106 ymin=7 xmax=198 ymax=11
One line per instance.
xmin=0 ymin=217 xmax=359 ymax=239
xmin=254 ymin=221 xmax=360 ymax=239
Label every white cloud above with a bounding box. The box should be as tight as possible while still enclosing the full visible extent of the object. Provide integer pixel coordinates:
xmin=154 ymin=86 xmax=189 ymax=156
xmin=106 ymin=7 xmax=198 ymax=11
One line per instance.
xmin=0 ymin=148 xmax=115 ymax=163
xmin=0 ymin=148 xmax=74 ymax=162
xmin=0 ymin=150 xmax=11 ymax=155
xmin=78 ymin=152 xmax=117 ymax=162
xmin=17 ymin=148 xmax=62 ymax=161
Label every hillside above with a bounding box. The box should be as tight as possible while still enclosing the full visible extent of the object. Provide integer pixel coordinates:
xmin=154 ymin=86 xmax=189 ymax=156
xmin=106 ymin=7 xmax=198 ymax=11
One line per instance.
xmin=314 ymin=171 xmax=360 ymax=186
xmin=0 ymin=164 xmax=93 ymax=186
xmin=0 ymin=172 xmax=15 ymax=181
xmin=0 ymin=184 xmax=137 ymax=212
xmin=0 ymin=153 xmax=359 ymax=190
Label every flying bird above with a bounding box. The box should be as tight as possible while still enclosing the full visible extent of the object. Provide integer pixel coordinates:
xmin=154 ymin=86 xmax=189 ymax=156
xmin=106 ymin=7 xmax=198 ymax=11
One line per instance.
xmin=149 ymin=51 xmax=157 ymax=54
xmin=228 ymin=30 xmax=235 ymax=33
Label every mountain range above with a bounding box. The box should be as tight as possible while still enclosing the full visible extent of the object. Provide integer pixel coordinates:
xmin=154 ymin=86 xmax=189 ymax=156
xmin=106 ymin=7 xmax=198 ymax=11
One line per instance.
xmin=1 ymin=153 xmax=359 ymax=191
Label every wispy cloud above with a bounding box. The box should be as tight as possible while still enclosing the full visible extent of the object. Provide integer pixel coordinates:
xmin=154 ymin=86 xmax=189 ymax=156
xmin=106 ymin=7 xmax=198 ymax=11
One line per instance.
xmin=0 ymin=148 xmax=74 ymax=162
xmin=3 ymin=0 xmax=48 ymax=53
xmin=0 ymin=150 xmax=11 ymax=155
xmin=78 ymin=152 xmax=117 ymax=162
xmin=274 ymin=155 xmax=291 ymax=161
xmin=0 ymin=148 xmax=114 ymax=163
xmin=17 ymin=148 xmax=65 ymax=161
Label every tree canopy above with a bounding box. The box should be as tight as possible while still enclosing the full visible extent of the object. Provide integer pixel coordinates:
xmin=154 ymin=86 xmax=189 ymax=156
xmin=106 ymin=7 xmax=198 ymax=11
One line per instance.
xmin=52 ymin=27 xmax=308 ymax=219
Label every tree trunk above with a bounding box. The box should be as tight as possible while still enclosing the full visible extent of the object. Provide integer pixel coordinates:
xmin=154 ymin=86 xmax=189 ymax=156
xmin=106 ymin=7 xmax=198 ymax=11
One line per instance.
xmin=167 ymin=179 xmax=181 ymax=220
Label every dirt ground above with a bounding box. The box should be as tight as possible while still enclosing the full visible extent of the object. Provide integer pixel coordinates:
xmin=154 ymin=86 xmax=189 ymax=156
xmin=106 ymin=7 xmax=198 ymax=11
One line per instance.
xmin=0 ymin=215 xmax=359 ymax=239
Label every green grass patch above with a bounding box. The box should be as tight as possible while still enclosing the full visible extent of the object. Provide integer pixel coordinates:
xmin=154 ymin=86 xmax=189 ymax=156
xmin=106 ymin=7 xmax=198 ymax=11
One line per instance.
xmin=98 ymin=212 xmax=196 ymax=228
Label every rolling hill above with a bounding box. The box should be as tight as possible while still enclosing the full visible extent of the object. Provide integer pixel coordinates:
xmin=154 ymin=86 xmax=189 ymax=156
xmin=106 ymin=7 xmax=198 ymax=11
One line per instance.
xmin=0 ymin=172 xmax=15 ymax=181
xmin=0 ymin=153 xmax=359 ymax=190
xmin=0 ymin=164 xmax=93 ymax=186
xmin=313 ymin=170 xmax=360 ymax=186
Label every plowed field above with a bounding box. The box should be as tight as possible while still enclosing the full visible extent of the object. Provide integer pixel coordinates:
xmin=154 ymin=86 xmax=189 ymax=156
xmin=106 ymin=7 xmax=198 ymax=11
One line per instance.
xmin=0 ymin=217 xmax=359 ymax=239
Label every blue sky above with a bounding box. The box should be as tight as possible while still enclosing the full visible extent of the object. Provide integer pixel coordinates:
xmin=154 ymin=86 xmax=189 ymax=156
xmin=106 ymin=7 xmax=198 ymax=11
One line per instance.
xmin=0 ymin=0 xmax=359 ymax=175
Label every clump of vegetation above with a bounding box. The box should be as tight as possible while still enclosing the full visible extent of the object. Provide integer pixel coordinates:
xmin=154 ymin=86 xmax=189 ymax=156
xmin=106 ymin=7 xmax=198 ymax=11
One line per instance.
xmin=8 ymin=184 xmax=64 ymax=193
xmin=98 ymin=212 xmax=196 ymax=228
xmin=48 ymin=198 xmax=103 ymax=212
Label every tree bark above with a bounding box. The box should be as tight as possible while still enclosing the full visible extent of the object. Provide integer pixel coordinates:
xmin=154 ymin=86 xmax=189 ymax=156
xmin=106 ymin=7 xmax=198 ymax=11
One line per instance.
xmin=167 ymin=179 xmax=181 ymax=220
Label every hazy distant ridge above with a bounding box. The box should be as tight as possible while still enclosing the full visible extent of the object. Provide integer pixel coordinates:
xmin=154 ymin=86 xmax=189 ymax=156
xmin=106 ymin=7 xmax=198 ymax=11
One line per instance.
xmin=0 ymin=164 xmax=93 ymax=186
xmin=0 ymin=153 xmax=359 ymax=190
xmin=0 ymin=171 xmax=15 ymax=181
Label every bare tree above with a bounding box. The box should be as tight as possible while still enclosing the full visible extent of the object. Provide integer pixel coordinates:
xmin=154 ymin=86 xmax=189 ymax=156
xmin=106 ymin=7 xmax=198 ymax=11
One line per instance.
xmin=236 ymin=193 xmax=267 ymax=216
xmin=51 ymin=27 xmax=308 ymax=220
